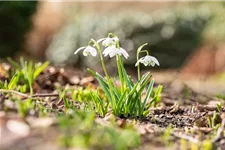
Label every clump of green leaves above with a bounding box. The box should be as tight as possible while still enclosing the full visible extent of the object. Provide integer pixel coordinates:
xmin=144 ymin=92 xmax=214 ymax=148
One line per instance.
xmin=88 ymin=67 xmax=156 ymax=117
xmin=207 ymin=111 xmax=221 ymax=129
xmin=5 ymin=58 xmax=49 ymax=94
xmin=216 ymin=94 xmax=225 ymax=101
xmin=17 ymin=98 xmax=35 ymax=117
xmin=56 ymin=86 xmax=109 ymax=117
xmin=58 ymin=110 xmax=140 ymax=150
xmin=75 ymin=33 xmax=162 ymax=117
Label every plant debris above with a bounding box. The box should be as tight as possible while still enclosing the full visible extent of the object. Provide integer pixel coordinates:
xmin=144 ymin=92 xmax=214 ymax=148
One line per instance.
xmin=0 ymin=63 xmax=225 ymax=150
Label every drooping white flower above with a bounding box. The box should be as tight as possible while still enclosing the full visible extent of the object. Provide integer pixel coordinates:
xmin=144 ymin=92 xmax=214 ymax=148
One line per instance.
xmin=74 ymin=46 xmax=97 ymax=57
xmin=103 ymin=46 xmax=129 ymax=59
xmin=97 ymin=37 xmax=119 ymax=47
xmin=135 ymin=55 xmax=159 ymax=67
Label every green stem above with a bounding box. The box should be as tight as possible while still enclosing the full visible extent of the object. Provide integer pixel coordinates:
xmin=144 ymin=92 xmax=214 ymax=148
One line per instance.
xmin=115 ymin=40 xmax=125 ymax=93
xmin=116 ymin=55 xmax=124 ymax=92
xmin=91 ymin=39 xmax=110 ymax=80
xmin=137 ymin=50 xmax=149 ymax=81
xmin=91 ymin=39 xmax=116 ymax=109
xmin=136 ymin=43 xmax=148 ymax=81
xmin=137 ymin=51 xmax=141 ymax=81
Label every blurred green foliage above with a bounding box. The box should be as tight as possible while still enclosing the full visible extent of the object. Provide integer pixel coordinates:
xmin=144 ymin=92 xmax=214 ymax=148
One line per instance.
xmin=202 ymin=2 xmax=225 ymax=43
xmin=47 ymin=2 xmax=216 ymax=68
xmin=58 ymin=110 xmax=140 ymax=150
xmin=0 ymin=1 xmax=37 ymax=57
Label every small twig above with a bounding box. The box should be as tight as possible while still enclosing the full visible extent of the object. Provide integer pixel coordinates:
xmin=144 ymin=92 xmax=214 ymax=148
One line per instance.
xmin=171 ymin=132 xmax=199 ymax=144
xmin=32 ymin=93 xmax=59 ymax=98
xmin=0 ymin=89 xmax=59 ymax=99
xmin=0 ymin=89 xmax=31 ymax=98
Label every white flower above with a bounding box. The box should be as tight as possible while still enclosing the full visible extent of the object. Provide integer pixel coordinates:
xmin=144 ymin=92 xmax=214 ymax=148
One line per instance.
xmin=103 ymin=46 xmax=129 ymax=59
xmin=97 ymin=37 xmax=119 ymax=47
xmin=74 ymin=46 xmax=97 ymax=57
xmin=135 ymin=55 xmax=160 ymax=67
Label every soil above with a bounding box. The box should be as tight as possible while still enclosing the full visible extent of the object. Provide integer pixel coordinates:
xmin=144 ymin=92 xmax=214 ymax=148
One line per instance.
xmin=0 ymin=64 xmax=225 ymax=150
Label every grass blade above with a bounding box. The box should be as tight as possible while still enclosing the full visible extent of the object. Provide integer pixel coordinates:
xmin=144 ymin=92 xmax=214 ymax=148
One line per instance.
xmin=96 ymin=73 xmax=111 ymax=101
xmin=142 ymin=79 xmax=154 ymax=112
xmin=87 ymin=68 xmax=97 ymax=77
xmin=8 ymin=72 xmax=20 ymax=90
xmin=34 ymin=61 xmax=49 ymax=79
xmin=7 ymin=57 xmax=20 ymax=69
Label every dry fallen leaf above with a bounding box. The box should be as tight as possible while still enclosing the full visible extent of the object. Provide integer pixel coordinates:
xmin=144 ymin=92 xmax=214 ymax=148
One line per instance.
xmin=27 ymin=117 xmax=55 ymax=128
xmin=68 ymin=76 xmax=80 ymax=85
xmin=6 ymin=120 xmax=30 ymax=136
xmin=80 ymin=76 xmax=94 ymax=86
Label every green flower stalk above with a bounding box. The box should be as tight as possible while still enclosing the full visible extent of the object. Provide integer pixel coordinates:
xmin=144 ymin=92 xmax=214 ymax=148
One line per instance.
xmin=136 ymin=43 xmax=160 ymax=80
xmin=74 ymin=33 xmax=161 ymax=117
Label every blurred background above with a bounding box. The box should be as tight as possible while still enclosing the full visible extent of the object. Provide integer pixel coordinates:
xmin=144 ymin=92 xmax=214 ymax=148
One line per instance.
xmin=0 ymin=1 xmax=225 ymax=89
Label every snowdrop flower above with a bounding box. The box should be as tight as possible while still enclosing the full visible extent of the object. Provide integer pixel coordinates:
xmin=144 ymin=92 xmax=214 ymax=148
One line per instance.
xmin=74 ymin=46 xmax=97 ymax=57
xmin=135 ymin=55 xmax=159 ymax=67
xmin=103 ymin=46 xmax=129 ymax=59
xmin=97 ymin=37 xmax=119 ymax=47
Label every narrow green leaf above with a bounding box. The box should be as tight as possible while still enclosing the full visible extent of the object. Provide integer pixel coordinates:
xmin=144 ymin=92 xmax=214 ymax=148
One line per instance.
xmin=126 ymin=81 xmax=140 ymax=98
xmin=142 ymin=79 xmax=154 ymax=112
xmin=96 ymin=73 xmax=111 ymax=101
xmin=63 ymin=97 xmax=70 ymax=109
xmin=116 ymin=55 xmax=125 ymax=92
xmin=87 ymin=68 xmax=97 ymax=77
xmin=139 ymin=72 xmax=151 ymax=85
xmin=8 ymin=72 xmax=20 ymax=90
xmin=0 ymin=81 xmax=3 ymax=88
xmin=154 ymin=85 xmax=163 ymax=103
xmin=7 ymin=57 xmax=20 ymax=69
xmin=91 ymin=92 xmax=107 ymax=116
xmin=128 ymin=92 xmax=140 ymax=115
xmin=34 ymin=61 xmax=49 ymax=79
xmin=20 ymin=57 xmax=25 ymax=69
xmin=117 ymin=88 xmax=128 ymax=110
xmin=122 ymin=82 xmax=141 ymax=112
xmin=112 ymin=86 xmax=120 ymax=101
xmin=137 ymin=74 xmax=152 ymax=94
xmin=120 ymin=61 xmax=134 ymax=89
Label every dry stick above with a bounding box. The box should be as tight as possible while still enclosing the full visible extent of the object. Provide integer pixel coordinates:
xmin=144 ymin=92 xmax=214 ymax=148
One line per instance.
xmin=0 ymin=89 xmax=59 ymax=99
xmin=172 ymin=118 xmax=225 ymax=145
xmin=171 ymin=132 xmax=199 ymax=144
xmin=0 ymin=89 xmax=31 ymax=98
xmin=32 ymin=93 xmax=59 ymax=98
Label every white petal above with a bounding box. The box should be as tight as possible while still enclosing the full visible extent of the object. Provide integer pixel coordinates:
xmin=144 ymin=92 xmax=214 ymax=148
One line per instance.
xmin=83 ymin=46 xmax=97 ymax=57
xmin=135 ymin=60 xmax=141 ymax=66
xmin=136 ymin=55 xmax=160 ymax=67
xmin=151 ymin=57 xmax=160 ymax=66
xmin=102 ymin=39 xmax=109 ymax=46
xmin=143 ymin=57 xmax=150 ymax=65
xmin=103 ymin=46 xmax=117 ymax=57
xmin=90 ymin=49 xmax=97 ymax=56
xmin=135 ymin=57 xmax=145 ymax=66
xmin=109 ymin=52 xmax=116 ymax=58
xmin=102 ymin=38 xmax=116 ymax=47
xmin=74 ymin=47 xmax=85 ymax=54
xmin=119 ymin=47 xmax=129 ymax=59
xmin=146 ymin=56 xmax=159 ymax=66
xmin=103 ymin=46 xmax=129 ymax=59
xmin=102 ymin=47 xmax=111 ymax=56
